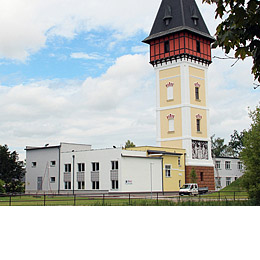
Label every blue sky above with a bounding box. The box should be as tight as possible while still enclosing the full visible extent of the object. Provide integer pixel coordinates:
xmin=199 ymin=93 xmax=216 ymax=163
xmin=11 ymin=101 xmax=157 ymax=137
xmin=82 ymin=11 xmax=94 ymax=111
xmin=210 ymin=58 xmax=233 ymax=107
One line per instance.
xmin=0 ymin=0 xmax=259 ymax=160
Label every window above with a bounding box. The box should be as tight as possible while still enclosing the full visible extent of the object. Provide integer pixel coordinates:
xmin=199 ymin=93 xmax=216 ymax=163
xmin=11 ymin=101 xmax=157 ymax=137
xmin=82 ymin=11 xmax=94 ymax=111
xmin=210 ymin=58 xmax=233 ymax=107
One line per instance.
xmin=196 ymin=40 xmax=201 ymax=53
xmin=65 ymin=164 xmax=71 ymax=173
xmin=111 ymin=161 xmax=119 ymax=170
xmin=179 ymin=180 xmax=182 ymax=188
xmin=92 ymin=162 xmax=99 ymax=172
xmin=215 ymin=177 xmax=221 ymax=188
xmin=78 ymin=181 xmax=85 ymax=190
xmin=112 ymin=180 xmax=119 ymax=190
xmin=32 ymin=162 xmax=37 ymax=167
xmin=165 ymin=165 xmax=171 ymax=177
xmin=78 ymin=163 xmax=85 ymax=172
xmin=92 ymin=181 xmax=99 ymax=190
xmin=195 ymin=87 xmax=200 ymax=100
xmin=226 ymin=177 xmax=231 ymax=186
xmin=50 ymin=161 xmax=56 ymax=167
xmin=169 ymin=119 xmax=174 ymax=132
xmin=215 ymin=161 xmax=221 ymax=169
xmin=65 ymin=181 xmax=71 ymax=190
xmin=167 ymin=86 xmax=174 ymax=101
xmin=178 ymin=157 xmax=181 ymax=167
xmin=50 ymin=177 xmax=55 ymax=183
xmin=200 ymin=172 xmax=204 ymax=182
xmin=164 ymin=40 xmax=170 ymax=53
xmin=225 ymin=161 xmax=231 ymax=170
xmin=238 ymin=162 xmax=243 ymax=170
xmin=196 ymin=119 xmax=201 ymax=132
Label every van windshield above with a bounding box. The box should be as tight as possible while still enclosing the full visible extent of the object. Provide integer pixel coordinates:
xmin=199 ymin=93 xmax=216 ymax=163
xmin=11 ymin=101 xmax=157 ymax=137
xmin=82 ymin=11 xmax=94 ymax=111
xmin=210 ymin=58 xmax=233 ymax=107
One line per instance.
xmin=181 ymin=184 xmax=191 ymax=189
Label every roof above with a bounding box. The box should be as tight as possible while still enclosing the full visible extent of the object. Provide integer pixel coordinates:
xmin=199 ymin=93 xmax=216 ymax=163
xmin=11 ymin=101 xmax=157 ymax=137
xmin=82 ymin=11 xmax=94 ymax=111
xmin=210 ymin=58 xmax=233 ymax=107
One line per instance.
xmin=143 ymin=0 xmax=215 ymax=43
xmin=147 ymin=150 xmax=183 ymax=156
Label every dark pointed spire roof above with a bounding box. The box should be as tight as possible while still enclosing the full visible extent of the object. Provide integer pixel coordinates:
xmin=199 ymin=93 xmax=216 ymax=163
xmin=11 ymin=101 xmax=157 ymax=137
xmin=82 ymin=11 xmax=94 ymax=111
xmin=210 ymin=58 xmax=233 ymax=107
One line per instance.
xmin=143 ymin=0 xmax=215 ymax=43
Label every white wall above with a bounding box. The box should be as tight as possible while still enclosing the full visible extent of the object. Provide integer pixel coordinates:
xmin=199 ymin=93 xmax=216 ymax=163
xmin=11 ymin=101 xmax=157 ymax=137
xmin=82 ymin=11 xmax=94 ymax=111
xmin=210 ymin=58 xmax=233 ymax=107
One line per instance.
xmin=26 ymin=147 xmax=60 ymax=193
xmin=214 ymin=157 xmax=244 ymax=190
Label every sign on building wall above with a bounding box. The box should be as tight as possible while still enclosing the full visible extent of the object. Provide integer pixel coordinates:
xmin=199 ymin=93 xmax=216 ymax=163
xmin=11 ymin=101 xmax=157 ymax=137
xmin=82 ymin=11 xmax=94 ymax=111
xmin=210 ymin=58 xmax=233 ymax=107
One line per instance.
xmin=125 ymin=180 xmax=133 ymax=185
xmin=192 ymin=140 xmax=209 ymax=160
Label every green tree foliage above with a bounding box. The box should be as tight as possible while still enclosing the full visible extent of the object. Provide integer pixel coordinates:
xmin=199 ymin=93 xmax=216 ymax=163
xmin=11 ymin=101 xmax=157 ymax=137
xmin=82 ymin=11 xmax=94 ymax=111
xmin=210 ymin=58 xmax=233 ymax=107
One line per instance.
xmin=204 ymin=0 xmax=260 ymax=83
xmin=240 ymin=106 xmax=260 ymax=204
xmin=0 ymin=145 xmax=25 ymax=193
xmin=228 ymin=129 xmax=245 ymax=157
xmin=211 ymin=135 xmax=231 ymax=157
xmin=124 ymin=140 xmax=136 ymax=149
xmin=0 ymin=179 xmax=5 ymax=194
xmin=190 ymin=168 xmax=198 ymax=183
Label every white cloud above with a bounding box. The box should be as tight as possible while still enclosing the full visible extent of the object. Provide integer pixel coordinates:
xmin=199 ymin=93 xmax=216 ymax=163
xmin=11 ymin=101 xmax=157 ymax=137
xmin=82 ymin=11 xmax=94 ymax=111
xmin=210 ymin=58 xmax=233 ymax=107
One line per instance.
xmin=70 ymin=52 xmax=102 ymax=60
xmin=0 ymin=0 xmax=161 ymax=61
xmin=0 ymin=54 xmax=156 ymax=159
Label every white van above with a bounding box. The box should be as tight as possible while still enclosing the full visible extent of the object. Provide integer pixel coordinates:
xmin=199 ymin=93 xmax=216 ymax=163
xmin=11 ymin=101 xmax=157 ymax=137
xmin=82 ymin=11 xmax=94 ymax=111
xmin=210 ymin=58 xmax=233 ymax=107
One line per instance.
xmin=179 ymin=183 xmax=199 ymax=196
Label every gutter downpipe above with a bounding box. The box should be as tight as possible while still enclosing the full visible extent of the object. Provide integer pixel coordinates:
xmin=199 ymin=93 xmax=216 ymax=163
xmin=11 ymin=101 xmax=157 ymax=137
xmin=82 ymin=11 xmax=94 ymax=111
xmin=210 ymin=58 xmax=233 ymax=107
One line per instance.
xmin=58 ymin=146 xmax=61 ymax=195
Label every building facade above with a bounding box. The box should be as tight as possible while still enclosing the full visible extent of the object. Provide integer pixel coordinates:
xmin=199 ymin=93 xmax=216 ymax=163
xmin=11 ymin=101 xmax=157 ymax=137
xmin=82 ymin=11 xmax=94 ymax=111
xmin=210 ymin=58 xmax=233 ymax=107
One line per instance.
xmin=127 ymin=146 xmax=185 ymax=192
xmin=143 ymin=0 xmax=215 ymax=190
xmin=214 ymin=157 xmax=244 ymax=190
xmin=25 ymin=143 xmax=163 ymax=194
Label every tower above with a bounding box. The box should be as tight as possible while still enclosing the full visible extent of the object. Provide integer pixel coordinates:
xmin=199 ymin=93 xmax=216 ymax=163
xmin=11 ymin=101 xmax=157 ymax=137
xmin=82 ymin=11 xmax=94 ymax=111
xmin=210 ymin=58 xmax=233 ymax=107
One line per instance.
xmin=143 ymin=0 xmax=215 ymax=190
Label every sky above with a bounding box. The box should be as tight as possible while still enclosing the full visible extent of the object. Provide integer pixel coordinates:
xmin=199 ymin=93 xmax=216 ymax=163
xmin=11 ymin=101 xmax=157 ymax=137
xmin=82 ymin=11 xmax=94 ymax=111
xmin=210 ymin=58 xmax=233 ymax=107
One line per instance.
xmin=0 ymin=0 xmax=259 ymax=161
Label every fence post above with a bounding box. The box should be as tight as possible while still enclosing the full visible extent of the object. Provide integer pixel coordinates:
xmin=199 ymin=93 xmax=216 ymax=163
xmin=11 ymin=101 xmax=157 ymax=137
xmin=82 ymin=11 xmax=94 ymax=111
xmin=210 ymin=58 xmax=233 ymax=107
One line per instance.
xmin=157 ymin=192 xmax=159 ymax=205
xmin=9 ymin=195 xmax=12 ymax=206
xmin=234 ymin=191 xmax=236 ymax=201
xmin=129 ymin=193 xmax=131 ymax=205
xmin=74 ymin=194 xmax=76 ymax=206
xmin=103 ymin=194 xmax=105 ymax=206
xmin=44 ymin=194 xmax=46 ymax=206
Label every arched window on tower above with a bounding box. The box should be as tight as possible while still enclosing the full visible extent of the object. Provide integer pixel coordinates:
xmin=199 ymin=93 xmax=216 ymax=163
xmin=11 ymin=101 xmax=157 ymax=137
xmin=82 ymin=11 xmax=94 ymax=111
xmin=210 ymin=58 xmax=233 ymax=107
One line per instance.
xmin=166 ymin=82 xmax=174 ymax=101
xmin=196 ymin=114 xmax=202 ymax=132
xmin=167 ymin=114 xmax=175 ymax=132
xmin=194 ymin=82 xmax=201 ymax=101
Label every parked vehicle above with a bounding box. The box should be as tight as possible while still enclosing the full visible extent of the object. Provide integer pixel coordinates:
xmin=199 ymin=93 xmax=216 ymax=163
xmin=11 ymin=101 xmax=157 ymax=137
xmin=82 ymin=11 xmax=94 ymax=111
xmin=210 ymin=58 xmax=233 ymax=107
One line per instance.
xmin=179 ymin=183 xmax=208 ymax=196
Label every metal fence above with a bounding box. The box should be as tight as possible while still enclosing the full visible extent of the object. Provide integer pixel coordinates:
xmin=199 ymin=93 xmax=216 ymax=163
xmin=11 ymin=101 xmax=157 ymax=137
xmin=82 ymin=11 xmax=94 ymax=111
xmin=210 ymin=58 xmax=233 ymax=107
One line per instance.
xmin=0 ymin=191 xmax=249 ymax=206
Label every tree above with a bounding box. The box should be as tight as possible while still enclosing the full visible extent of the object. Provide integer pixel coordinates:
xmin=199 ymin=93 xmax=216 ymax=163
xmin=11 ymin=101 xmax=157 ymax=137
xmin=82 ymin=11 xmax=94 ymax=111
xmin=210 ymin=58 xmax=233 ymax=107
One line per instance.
xmin=190 ymin=168 xmax=198 ymax=183
xmin=240 ymin=106 xmax=260 ymax=204
xmin=124 ymin=140 xmax=136 ymax=149
xmin=204 ymin=0 xmax=260 ymax=83
xmin=0 ymin=179 xmax=5 ymax=194
xmin=228 ymin=129 xmax=245 ymax=157
xmin=211 ymin=135 xmax=231 ymax=157
xmin=0 ymin=145 xmax=25 ymax=193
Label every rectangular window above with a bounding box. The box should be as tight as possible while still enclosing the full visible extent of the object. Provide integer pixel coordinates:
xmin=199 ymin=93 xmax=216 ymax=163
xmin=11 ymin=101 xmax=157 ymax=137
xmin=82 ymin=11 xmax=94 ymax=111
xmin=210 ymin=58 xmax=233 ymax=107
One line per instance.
xmin=215 ymin=177 xmax=221 ymax=188
xmin=65 ymin=164 xmax=71 ymax=173
xmin=111 ymin=161 xmax=119 ymax=170
xmin=196 ymin=119 xmax=201 ymax=132
xmin=169 ymin=119 xmax=175 ymax=132
xmin=65 ymin=181 xmax=71 ymax=190
xmin=165 ymin=165 xmax=171 ymax=177
xmin=78 ymin=163 xmax=85 ymax=172
xmin=92 ymin=162 xmax=99 ymax=172
xmin=225 ymin=161 xmax=231 ymax=170
xmin=195 ymin=87 xmax=200 ymax=100
xmin=238 ymin=162 xmax=243 ymax=170
xmin=50 ymin=161 xmax=56 ymax=167
xmin=112 ymin=180 xmax=119 ymax=190
xmin=50 ymin=177 xmax=56 ymax=183
xmin=196 ymin=40 xmax=201 ymax=53
xmin=215 ymin=161 xmax=221 ymax=169
xmin=226 ymin=177 xmax=231 ymax=186
xmin=200 ymin=172 xmax=204 ymax=182
xmin=164 ymin=40 xmax=170 ymax=53
xmin=167 ymin=86 xmax=174 ymax=101
xmin=32 ymin=162 xmax=37 ymax=167
xmin=78 ymin=181 xmax=85 ymax=190
xmin=92 ymin=181 xmax=99 ymax=190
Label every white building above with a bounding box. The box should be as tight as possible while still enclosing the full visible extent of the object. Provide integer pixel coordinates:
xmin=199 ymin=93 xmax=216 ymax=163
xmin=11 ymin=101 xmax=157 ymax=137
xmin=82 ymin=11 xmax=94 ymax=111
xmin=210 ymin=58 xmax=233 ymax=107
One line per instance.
xmin=25 ymin=143 xmax=163 ymax=194
xmin=213 ymin=157 xmax=244 ymax=190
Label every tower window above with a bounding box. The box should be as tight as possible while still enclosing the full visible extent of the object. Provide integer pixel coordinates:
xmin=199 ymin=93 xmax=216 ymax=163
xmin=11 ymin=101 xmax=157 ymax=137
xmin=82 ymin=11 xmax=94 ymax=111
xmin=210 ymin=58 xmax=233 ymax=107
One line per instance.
xmin=168 ymin=118 xmax=175 ymax=132
xmin=196 ymin=119 xmax=201 ymax=132
xmin=164 ymin=40 xmax=170 ymax=53
xmin=196 ymin=40 xmax=201 ymax=53
xmin=195 ymin=87 xmax=200 ymax=100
